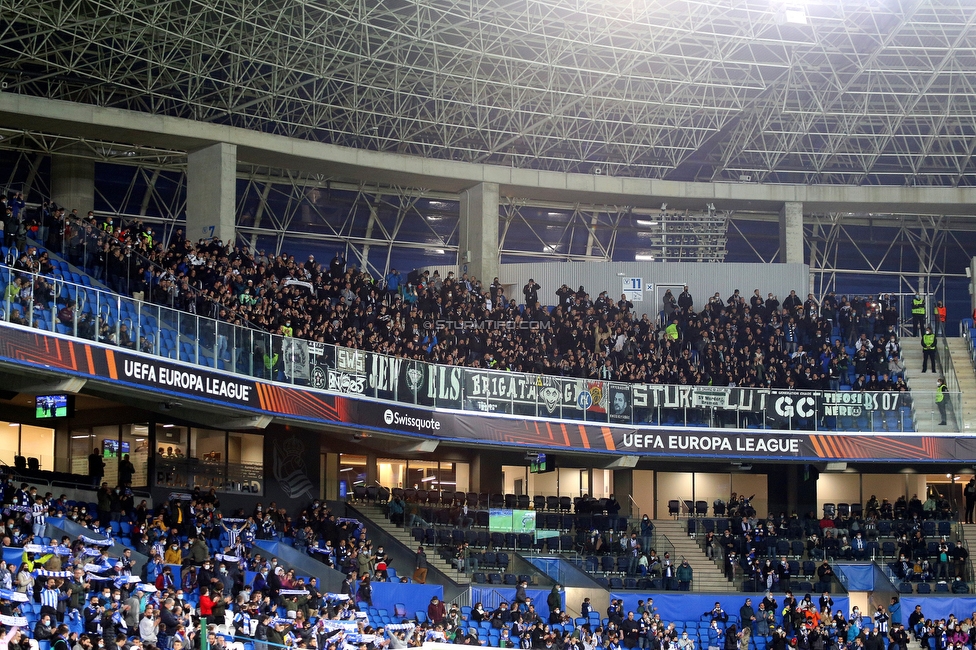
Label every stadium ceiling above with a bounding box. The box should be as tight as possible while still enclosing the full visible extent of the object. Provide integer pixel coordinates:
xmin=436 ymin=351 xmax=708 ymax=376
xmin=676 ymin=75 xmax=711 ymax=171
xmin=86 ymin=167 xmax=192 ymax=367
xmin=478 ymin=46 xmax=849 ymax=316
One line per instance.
xmin=3 ymin=0 xmax=976 ymax=187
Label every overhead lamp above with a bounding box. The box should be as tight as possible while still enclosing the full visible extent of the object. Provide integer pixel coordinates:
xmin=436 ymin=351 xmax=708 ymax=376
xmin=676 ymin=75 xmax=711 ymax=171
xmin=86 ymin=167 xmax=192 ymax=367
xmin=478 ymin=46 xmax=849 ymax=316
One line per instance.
xmin=775 ymin=4 xmax=808 ymax=25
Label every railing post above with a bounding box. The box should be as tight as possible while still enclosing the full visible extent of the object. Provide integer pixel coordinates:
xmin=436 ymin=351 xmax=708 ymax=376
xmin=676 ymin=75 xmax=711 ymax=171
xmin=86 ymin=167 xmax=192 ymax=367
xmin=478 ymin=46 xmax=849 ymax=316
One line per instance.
xmin=115 ymin=294 xmax=121 ymax=345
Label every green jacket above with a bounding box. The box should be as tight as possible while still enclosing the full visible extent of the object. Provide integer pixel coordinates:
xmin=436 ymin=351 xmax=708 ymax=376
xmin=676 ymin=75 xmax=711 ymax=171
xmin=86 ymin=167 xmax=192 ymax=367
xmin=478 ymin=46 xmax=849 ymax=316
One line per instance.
xmin=665 ymin=322 xmax=679 ymax=341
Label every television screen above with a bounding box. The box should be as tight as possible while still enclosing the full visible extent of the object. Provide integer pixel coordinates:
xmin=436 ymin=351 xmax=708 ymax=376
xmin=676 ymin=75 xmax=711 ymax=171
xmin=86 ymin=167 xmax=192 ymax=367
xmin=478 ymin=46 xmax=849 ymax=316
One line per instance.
xmin=489 ymin=508 xmax=536 ymax=535
xmin=102 ymin=440 xmax=131 ymax=458
xmin=35 ymin=394 xmax=73 ymax=419
xmin=489 ymin=508 xmax=513 ymax=533
xmin=530 ymin=453 xmax=554 ymax=473
xmin=513 ymin=509 xmax=536 ymax=534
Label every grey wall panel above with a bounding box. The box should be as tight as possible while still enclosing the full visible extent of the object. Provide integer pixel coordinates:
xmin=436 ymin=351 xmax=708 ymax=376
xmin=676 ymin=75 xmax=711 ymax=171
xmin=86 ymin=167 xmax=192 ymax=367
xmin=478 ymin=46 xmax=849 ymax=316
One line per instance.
xmin=417 ymin=261 xmax=810 ymax=319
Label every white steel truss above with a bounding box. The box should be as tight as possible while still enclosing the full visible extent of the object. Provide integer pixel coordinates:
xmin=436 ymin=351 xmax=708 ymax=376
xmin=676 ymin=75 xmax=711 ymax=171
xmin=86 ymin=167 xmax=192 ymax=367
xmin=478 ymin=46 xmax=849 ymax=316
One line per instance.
xmin=0 ymin=131 xmax=971 ymax=305
xmin=3 ymin=0 xmax=976 ymax=185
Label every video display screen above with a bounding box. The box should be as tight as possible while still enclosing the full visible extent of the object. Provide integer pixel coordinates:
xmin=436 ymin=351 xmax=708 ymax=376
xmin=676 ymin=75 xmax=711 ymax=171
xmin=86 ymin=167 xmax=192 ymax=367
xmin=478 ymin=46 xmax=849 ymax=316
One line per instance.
xmin=35 ymin=394 xmax=73 ymax=419
xmin=489 ymin=508 xmax=536 ymax=534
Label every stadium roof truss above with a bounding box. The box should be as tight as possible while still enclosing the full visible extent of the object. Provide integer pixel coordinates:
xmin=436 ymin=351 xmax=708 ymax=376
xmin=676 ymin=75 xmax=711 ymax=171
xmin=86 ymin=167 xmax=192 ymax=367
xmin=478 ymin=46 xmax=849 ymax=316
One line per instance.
xmin=3 ymin=0 xmax=976 ymax=186
xmin=1 ymin=129 xmax=971 ymax=307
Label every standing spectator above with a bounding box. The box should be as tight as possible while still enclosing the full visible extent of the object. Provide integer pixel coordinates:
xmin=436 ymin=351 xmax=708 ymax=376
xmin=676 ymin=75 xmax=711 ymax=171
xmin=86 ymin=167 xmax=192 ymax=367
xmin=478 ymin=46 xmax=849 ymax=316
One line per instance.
xmin=964 ymin=478 xmax=976 ymax=524
xmin=911 ymin=293 xmax=926 ymax=336
xmin=522 ymin=279 xmax=540 ymax=307
xmin=427 ymin=596 xmax=446 ymax=626
xmin=118 ymin=454 xmax=135 ymax=487
xmin=30 ymin=496 xmax=46 ymax=539
xmin=606 ymin=494 xmax=621 ymax=533
xmin=934 ymin=301 xmax=946 ymax=337
xmin=921 ymin=327 xmax=937 ymax=373
xmin=936 ymin=376 xmax=948 ymax=426
xmin=413 ymin=546 xmax=428 ymax=584
xmin=356 ymin=574 xmax=373 ymax=608
xmin=88 ymin=448 xmax=105 ymax=489
xmin=329 ymin=251 xmax=346 ymax=279
xmin=385 ymin=269 xmax=401 ymax=301
xmin=677 ymin=559 xmax=693 ymax=591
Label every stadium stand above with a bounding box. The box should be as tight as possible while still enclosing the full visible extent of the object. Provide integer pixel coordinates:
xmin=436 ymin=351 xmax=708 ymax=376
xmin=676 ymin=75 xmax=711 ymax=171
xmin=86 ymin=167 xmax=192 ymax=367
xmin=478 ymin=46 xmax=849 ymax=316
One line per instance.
xmin=0 ymin=207 xmax=920 ymax=433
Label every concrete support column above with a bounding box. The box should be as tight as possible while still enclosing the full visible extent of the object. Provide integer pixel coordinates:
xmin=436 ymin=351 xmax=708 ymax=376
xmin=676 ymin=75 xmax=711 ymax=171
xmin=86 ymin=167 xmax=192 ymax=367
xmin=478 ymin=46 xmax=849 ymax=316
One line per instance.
xmin=612 ymin=470 xmax=634 ymax=517
xmin=779 ymin=201 xmax=804 ymax=264
xmin=459 ymin=182 xmax=500 ymax=284
xmin=187 ymin=142 xmax=237 ymax=245
xmin=325 ymin=453 xmax=340 ymax=501
xmin=970 ymin=258 xmax=976 ymax=316
xmin=50 ymin=146 xmax=95 ymax=214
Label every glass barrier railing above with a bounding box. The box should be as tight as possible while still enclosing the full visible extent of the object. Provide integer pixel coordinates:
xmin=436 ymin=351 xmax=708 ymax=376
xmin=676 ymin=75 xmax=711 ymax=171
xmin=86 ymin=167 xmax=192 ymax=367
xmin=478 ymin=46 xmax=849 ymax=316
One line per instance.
xmin=154 ymin=453 xmax=264 ymax=495
xmin=0 ymin=264 xmax=958 ymax=433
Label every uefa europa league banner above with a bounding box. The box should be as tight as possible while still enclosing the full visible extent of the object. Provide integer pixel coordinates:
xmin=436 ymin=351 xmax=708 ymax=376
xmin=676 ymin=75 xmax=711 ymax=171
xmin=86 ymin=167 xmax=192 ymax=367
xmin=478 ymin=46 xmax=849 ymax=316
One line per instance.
xmin=0 ymin=322 xmax=966 ymax=462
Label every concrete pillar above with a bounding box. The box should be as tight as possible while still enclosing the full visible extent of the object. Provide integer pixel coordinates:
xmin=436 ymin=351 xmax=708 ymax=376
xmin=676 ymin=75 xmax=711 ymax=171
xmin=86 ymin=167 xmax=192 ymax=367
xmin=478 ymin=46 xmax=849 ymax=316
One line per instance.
xmin=779 ymin=201 xmax=804 ymax=264
xmin=365 ymin=452 xmax=378 ymax=486
xmin=612 ymin=470 xmax=634 ymax=517
xmin=325 ymin=453 xmax=340 ymax=501
xmin=186 ymin=142 xmax=237 ymax=245
xmin=50 ymin=146 xmax=95 ymax=214
xmin=970 ymin=258 xmax=976 ymax=316
xmin=459 ymin=182 xmax=500 ymax=284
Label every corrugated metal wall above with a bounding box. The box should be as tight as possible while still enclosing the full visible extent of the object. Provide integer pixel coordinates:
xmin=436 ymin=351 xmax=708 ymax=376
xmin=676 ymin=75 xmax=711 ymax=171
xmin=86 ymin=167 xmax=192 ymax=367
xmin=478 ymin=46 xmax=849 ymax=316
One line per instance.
xmin=417 ymin=262 xmax=810 ymax=319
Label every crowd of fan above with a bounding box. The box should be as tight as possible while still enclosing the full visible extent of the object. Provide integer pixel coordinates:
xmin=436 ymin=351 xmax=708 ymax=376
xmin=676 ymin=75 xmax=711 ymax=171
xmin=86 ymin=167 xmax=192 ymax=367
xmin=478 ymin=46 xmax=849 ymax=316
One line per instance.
xmin=424 ymin=592 xmax=972 ymax=650
xmin=0 ymin=202 xmax=923 ymax=393
xmin=0 ymin=475 xmax=458 ymax=650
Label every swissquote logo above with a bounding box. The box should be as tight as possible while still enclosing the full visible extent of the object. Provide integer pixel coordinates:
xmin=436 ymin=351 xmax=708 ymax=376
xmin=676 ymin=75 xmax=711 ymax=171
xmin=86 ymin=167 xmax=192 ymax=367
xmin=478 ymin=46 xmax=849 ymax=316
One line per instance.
xmin=382 ymin=408 xmax=442 ymax=432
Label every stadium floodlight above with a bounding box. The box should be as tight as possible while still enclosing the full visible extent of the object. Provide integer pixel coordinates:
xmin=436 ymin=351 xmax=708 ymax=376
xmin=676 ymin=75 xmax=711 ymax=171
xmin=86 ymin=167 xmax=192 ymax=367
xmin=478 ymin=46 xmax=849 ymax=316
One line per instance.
xmin=775 ymin=3 xmax=808 ymax=25
xmin=635 ymin=254 xmax=655 ymax=261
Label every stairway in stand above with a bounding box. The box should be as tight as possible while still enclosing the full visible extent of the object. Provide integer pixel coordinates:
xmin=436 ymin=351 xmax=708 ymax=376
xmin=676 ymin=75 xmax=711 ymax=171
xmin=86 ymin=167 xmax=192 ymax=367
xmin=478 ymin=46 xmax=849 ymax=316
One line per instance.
xmin=958 ymin=523 xmax=976 ymax=582
xmin=350 ymin=502 xmax=471 ymax=586
xmin=945 ymin=338 xmax=976 ymax=430
xmin=652 ymin=519 xmax=735 ymax=592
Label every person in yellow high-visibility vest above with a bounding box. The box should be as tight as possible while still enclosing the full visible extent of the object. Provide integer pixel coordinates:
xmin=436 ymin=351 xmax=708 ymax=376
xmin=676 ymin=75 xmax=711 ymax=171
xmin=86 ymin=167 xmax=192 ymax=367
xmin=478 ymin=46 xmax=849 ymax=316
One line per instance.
xmin=921 ymin=326 xmax=937 ymax=373
xmin=911 ymin=293 xmax=926 ymax=336
xmin=936 ymin=376 xmax=947 ymax=426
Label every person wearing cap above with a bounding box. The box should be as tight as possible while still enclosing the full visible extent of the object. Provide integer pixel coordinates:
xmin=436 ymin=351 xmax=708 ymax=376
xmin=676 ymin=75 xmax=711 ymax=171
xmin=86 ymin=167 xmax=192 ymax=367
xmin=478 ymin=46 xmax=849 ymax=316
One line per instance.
xmin=427 ymin=596 xmax=446 ymax=626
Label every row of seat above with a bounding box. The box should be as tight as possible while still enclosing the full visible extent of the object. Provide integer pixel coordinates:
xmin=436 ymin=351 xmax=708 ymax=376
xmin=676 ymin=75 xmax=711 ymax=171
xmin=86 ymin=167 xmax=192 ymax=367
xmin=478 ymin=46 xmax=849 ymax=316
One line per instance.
xmin=687 ymin=517 xmax=954 ymax=539
xmin=673 ymin=501 xmax=875 ymax=519
xmin=410 ymin=519 xmax=625 ymax=546
xmin=469 ymin=572 xmax=532 ymax=585
xmin=897 ymin=581 xmax=967 ymax=594
xmin=359 ymin=486 xmax=602 ymax=513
